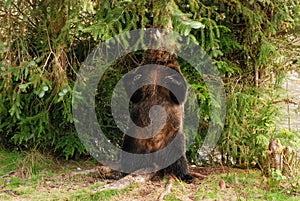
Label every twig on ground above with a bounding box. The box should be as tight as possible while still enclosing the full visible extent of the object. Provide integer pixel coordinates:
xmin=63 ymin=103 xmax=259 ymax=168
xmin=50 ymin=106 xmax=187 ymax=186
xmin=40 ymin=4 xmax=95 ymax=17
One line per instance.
xmin=69 ymin=168 xmax=99 ymax=176
xmin=191 ymin=172 xmax=208 ymax=178
xmin=158 ymin=176 xmax=173 ymax=201
xmin=279 ymin=183 xmax=292 ymax=194
xmin=0 ymin=171 xmax=16 ymax=178
xmin=3 ymin=190 xmax=20 ymax=196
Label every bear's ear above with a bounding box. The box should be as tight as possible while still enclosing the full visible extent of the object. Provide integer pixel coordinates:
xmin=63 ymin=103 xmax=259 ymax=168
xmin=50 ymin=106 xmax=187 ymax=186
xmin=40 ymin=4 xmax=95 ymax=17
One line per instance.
xmin=123 ymin=71 xmax=145 ymax=103
xmin=165 ymin=73 xmax=187 ymax=104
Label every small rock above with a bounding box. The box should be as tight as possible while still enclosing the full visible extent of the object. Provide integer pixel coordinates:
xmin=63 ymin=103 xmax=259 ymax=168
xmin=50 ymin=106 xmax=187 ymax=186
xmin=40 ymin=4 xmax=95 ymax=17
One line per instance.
xmin=219 ymin=179 xmax=226 ymax=190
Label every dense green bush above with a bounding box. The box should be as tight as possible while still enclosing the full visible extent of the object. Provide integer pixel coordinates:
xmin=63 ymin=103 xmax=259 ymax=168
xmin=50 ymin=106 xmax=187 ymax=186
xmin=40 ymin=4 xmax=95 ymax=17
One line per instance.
xmin=0 ymin=0 xmax=299 ymax=167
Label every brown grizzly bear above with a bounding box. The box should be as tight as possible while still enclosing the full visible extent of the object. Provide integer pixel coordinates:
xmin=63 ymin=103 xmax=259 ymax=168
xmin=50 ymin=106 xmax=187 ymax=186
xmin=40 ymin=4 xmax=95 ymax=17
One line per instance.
xmin=121 ymin=50 xmax=193 ymax=182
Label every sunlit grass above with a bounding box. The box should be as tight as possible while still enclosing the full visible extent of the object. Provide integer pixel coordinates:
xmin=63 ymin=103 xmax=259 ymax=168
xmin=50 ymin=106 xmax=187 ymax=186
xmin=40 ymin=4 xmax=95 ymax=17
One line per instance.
xmin=0 ymin=150 xmax=299 ymax=201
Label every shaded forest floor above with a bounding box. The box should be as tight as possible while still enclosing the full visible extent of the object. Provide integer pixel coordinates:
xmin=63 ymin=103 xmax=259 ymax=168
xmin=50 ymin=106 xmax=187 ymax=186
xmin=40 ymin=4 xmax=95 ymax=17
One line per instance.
xmin=0 ymin=150 xmax=299 ymax=201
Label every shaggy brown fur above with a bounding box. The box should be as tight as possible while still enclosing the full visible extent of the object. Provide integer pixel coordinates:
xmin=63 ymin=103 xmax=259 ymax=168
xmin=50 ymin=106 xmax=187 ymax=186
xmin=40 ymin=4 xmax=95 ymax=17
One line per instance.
xmin=122 ymin=50 xmax=193 ymax=182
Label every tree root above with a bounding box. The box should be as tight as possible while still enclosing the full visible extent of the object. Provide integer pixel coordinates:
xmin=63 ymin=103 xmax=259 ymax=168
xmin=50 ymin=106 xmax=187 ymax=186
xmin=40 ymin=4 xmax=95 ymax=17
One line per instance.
xmin=191 ymin=172 xmax=208 ymax=179
xmin=93 ymin=172 xmax=155 ymax=192
xmin=158 ymin=176 xmax=173 ymax=201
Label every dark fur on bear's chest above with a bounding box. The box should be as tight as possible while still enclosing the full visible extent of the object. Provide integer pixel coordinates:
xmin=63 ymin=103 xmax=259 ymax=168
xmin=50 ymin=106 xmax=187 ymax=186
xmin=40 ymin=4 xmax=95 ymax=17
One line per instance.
xmin=123 ymin=85 xmax=183 ymax=154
